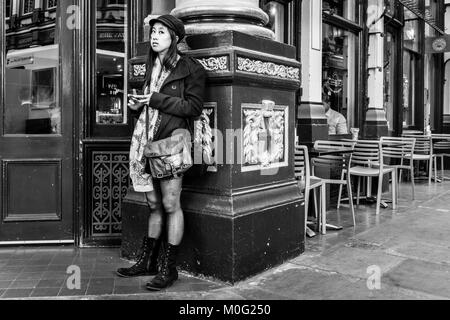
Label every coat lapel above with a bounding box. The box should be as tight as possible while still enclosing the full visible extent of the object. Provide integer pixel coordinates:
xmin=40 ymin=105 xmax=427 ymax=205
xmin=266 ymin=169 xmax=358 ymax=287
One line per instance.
xmin=161 ymin=57 xmax=190 ymax=88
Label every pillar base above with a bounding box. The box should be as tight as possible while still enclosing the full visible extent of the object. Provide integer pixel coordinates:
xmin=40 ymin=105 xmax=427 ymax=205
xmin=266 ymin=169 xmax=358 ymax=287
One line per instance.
xmin=297 ymin=102 xmax=329 ymax=147
xmin=121 ymin=185 xmax=304 ymax=284
xmin=363 ymin=108 xmax=389 ymax=139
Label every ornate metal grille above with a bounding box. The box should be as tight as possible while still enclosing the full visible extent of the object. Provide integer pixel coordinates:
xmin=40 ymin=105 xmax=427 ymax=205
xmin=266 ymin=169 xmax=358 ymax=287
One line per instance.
xmin=91 ymin=152 xmax=129 ymax=236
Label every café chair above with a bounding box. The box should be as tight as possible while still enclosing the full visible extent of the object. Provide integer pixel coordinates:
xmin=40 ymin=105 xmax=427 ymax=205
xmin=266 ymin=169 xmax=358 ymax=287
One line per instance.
xmin=311 ymin=140 xmax=356 ymax=228
xmin=295 ymin=145 xmax=326 ymax=235
xmin=380 ymin=136 xmax=416 ymax=200
xmin=402 ymin=134 xmax=434 ymax=185
xmin=339 ymin=139 xmax=397 ymax=216
xmin=431 ymin=135 xmax=450 ymax=181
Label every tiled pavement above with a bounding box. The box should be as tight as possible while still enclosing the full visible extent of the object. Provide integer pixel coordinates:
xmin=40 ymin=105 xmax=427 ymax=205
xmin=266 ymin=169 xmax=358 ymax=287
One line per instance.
xmin=1 ymin=173 xmax=450 ymax=300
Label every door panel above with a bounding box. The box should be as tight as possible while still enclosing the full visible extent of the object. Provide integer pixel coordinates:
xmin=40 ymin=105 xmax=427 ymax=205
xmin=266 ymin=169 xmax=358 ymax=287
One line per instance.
xmin=0 ymin=2 xmax=74 ymax=243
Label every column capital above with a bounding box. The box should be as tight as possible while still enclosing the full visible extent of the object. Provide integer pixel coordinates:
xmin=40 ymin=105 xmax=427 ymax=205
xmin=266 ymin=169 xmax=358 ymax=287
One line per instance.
xmin=171 ymin=0 xmax=275 ymax=39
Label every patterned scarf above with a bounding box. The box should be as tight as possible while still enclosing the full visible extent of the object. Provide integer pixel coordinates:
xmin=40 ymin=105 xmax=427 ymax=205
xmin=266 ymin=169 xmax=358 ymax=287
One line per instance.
xmin=129 ymin=57 xmax=177 ymax=193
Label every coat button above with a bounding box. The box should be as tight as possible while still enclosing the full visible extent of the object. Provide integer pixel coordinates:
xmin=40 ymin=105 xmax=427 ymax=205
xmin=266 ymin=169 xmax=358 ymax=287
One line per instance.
xmin=171 ymin=85 xmax=177 ymax=90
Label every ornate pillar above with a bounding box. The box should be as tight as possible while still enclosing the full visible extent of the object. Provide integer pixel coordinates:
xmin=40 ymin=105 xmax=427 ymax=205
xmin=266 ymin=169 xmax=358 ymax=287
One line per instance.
xmin=297 ymin=0 xmax=328 ymax=146
xmin=171 ymin=0 xmax=275 ymax=39
xmin=364 ymin=0 xmax=388 ymax=139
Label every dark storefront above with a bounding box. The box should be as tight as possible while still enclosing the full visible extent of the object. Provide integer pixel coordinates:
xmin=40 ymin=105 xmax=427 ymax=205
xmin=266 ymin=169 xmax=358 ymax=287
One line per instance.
xmin=0 ymin=0 xmax=447 ymax=250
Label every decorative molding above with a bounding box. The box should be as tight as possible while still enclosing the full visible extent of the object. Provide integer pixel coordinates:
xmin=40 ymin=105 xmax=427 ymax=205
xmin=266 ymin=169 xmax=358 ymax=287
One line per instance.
xmin=91 ymin=152 xmax=129 ymax=237
xmin=194 ymin=103 xmax=217 ymax=169
xmin=242 ymin=103 xmax=289 ymax=172
xmin=196 ymin=56 xmax=229 ymax=72
xmin=237 ymin=56 xmax=300 ymax=81
xmin=133 ymin=63 xmax=146 ymax=77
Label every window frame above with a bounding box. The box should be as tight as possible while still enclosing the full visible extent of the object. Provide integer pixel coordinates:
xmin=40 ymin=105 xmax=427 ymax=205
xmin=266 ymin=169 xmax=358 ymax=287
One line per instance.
xmin=322 ymin=1 xmax=364 ymax=133
xmin=21 ymin=0 xmax=35 ymax=17
xmin=87 ymin=0 xmax=132 ymax=138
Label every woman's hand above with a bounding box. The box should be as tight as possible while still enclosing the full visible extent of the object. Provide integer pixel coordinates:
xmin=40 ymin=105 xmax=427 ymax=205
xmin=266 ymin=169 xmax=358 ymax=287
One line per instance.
xmin=128 ymin=94 xmax=152 ymax=111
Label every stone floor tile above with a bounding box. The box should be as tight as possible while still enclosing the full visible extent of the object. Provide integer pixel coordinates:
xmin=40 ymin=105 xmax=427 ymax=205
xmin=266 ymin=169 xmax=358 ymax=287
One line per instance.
xmin=36 ymin=279 xmax=66 ymax=289
xmin=0 ymin=280 xmax=12 ymax=289
xmin=383 ymin=259 xmax=450 ymax=298
xmin=30 ymin=287 xmax=62 ymax=298
xmin=1 ymin=288 xmax=33 ymax=299
xmin=16 ymin=272 xmax=44 ymax=281
xmin=9 ymin=279 xmax=40 ymax=289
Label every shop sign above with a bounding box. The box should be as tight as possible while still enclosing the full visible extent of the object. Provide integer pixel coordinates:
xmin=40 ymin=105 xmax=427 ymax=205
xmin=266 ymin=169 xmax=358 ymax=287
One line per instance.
xmin=426 ymin=35 xmax=450 ymax=53
xmin=6 ymin=55 xmax=34 ymax=68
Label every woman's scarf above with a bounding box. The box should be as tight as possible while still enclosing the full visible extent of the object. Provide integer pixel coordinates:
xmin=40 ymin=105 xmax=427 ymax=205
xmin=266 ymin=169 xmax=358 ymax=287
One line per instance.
xmin=129 ymin=57 xmax=178 ymax=193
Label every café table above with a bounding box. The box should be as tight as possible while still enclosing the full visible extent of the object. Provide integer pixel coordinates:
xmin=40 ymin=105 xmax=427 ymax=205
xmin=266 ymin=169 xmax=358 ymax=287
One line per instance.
xmin=306 ymin=146 xmax=355 ymax=236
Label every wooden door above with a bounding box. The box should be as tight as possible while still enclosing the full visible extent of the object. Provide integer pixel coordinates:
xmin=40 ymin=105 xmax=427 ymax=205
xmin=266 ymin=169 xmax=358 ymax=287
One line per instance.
xmin=0 ymin=2 xmax=75 ymax=243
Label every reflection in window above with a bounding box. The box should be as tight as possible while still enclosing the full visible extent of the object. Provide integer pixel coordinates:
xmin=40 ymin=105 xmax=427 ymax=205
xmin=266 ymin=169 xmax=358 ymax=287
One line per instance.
xmin=322 ymin=23 xmax=356 ymax=129
xmin=385 ymin=0 xmax=399 ymax=17
xmin=403 ymin=50 xmax=417 ymax=127
xmin=323 ymin=0 xmax=358 ymax=22
xmin=4 ymin=2 xmax=60 ymax=135
xmin=96 ymin=0 xmax=128 ymax=125
xmin=404 ymin=6 xmax=420 ymax=53
xmin=262 ymin=1 xmax=285 ymax=43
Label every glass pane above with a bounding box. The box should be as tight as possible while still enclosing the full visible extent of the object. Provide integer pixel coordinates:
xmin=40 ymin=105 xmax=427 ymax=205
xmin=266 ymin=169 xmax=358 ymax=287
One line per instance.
xmin=384 ymin=32 xmax=397 ymax=132
xmin=322 ymin=23 xmax=356 ymax=133
xmin=385 ymin=0 xmax=399 ymax=17
xmin=404 ymin=6 xmax=420 ymax=53
xmin=96 ymin=0 xmax=128 ymax=125
xmin=403 ymin=50 xmax=416 ymax=127
xmin=425 ymin=0 xmax=438 ymax=37
xmin=4 ymin=3 xmax=61 ymax=135
xmin=323 ymin=0 xmax=359 ymax=23
xmin=262 ymin=1 xmax=285 ymax=43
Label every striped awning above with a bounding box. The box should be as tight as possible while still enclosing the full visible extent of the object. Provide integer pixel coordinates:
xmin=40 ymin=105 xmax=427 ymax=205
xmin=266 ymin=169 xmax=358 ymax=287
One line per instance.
xmin=399 ymin=0 xmax=445 ymax=35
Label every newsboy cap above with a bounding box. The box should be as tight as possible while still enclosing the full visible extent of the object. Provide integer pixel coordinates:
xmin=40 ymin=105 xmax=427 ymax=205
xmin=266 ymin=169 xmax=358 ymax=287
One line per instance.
xmin=149 ymin=14 xmax=185 ymax=43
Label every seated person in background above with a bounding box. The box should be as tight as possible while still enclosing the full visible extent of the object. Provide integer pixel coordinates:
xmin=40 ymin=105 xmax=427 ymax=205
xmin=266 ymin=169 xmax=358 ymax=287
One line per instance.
xmin=322 ymin=86 xmax=348 ymax=135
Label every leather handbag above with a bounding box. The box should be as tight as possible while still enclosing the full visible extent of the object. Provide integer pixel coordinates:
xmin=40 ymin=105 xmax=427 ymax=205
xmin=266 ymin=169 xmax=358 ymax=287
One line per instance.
xmin=144 ymin=132 xmax=193 ymax=179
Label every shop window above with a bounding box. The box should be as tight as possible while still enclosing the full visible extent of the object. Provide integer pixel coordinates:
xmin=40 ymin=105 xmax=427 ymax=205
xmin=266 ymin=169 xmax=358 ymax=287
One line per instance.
xmin=384 ymin=31 xmax=397 ymax=133
xmin=6 ymin=0 xmax=11 ymax=18
xmin=403 ymin=50 xmax=417 ymax=127
xmin=323 ymin=0 xmax=359 ymax=23
xmin=444 ymin=61 xmax=450 ymax=119
xmin=22 ymin=0 xmax=35 ymax=16
xmin=95 ymin=0 xmax=128 ymax=126
xmin=403 ymin=4 xmax=421 ymax=53
xmin=3 ymin=3 xmax=60 ymax=135
xmin=322 ymin=23 xmax=357 ymax=131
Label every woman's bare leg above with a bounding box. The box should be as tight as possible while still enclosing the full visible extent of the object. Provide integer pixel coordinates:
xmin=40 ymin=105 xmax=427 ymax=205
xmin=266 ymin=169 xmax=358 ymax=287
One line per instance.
xmin=145 ymin=188 xmax=164 ymax=239
xmin=160 ymin=178 xmax=184 ymax=245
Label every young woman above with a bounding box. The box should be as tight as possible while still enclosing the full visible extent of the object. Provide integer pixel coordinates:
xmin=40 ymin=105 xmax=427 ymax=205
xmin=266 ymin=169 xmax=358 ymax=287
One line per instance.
xmin=116 ymin=14 xmax=206 ymax=291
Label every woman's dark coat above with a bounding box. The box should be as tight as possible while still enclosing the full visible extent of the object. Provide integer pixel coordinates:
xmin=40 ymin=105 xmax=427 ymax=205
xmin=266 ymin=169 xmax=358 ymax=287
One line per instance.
xmin=133 ymin=55 xmax=207 ymax=141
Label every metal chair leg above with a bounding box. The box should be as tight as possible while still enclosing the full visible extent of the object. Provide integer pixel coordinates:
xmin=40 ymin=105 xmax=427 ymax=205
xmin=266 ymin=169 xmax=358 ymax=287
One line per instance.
xmin=376 ymin=174 xmax=383 ymax=216
xmin=321 ymin=183 xmax=327 ymax=235
xmin=347 ymin=177 xmax=356 ymax=227
xmin=410 ymin=165 xmax=415 ymax=200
